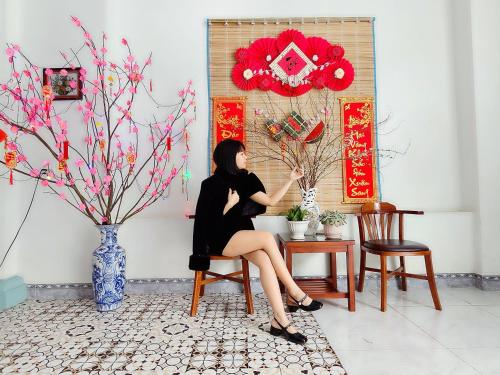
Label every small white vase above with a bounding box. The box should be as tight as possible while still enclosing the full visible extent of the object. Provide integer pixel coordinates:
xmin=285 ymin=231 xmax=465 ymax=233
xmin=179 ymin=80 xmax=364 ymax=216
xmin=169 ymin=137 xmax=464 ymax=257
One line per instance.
xmin=288 ymin=220 xmax=310 ymax=240
xmin=323 ymin=224 xmax=343 ymax=239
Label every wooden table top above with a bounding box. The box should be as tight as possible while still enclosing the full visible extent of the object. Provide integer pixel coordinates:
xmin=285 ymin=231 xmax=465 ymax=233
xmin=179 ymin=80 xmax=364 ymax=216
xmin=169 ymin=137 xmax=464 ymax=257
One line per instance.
xmin=277 ymin=233 xmax=355 ymax=244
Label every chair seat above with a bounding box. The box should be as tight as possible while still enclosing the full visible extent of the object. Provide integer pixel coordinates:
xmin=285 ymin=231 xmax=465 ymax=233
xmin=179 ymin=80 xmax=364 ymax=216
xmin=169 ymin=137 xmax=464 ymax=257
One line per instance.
xmin=363 ymin=239 xmax=429 ymax=252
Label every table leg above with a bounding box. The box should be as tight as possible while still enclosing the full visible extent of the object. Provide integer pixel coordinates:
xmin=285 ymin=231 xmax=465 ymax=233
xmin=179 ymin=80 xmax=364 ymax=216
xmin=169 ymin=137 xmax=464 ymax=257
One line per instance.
xmin=329 ymin=252 xmax=338 ymax=291
xmin=278 ymin=240 xmax=285 ymax=294
xmin=347 ymin=244 xmax=356 ymax=312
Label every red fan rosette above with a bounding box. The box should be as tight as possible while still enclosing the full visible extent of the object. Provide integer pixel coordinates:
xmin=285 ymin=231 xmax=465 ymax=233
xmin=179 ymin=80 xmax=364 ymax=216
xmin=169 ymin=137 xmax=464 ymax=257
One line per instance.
xmin=323 ymin=59 xmax=355 ymax=91
xmin=276 ymin=29 xmax=308 ymax=52
xmin=248 ymin=37 xmax=278 ymax=66
xmin=328 ymin=44 xmax=345 ymax=60
xmin=306 ymin=36 xmax=330 ymax=65
xmin=231 ymin=61 xmax=262 ymax=91
xmin=234 ymin=47 xmax=249 ymax=63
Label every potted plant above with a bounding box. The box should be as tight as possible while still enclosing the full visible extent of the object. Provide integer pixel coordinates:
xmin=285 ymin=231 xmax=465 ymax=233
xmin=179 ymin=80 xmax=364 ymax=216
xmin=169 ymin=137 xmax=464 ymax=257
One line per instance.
xmin=286 ymin=205 xmax=310 ymax=240
xmin=319 ymin=210 xmax=347 ymax=239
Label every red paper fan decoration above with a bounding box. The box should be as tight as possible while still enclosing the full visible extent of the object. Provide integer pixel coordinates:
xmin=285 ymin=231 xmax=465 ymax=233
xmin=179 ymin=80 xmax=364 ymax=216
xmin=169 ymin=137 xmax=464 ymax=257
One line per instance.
xmin=248 ymin=37 xmax=278 ymax=66
xmin=273 ymin=81 xmax=312 ymax=97
xmin=234 ymin=47 xmax=249 ymax=63
xmin=258 ymin=75 xmax=274 ymax=91
xmin=328 ymin=44 xmax=345 ymax=60
xmin=276 ymin=29 xmax=308 ymax=52
xmin=310 ymin=70 xmax=327 ymax=89
xmin=230 ymin=29 xmax=355 ymax=96
xmin=323 ymin=59 xmax=355 ymax=91
xmin=306 ymin=36 xmax=330 ymax=65
xmin=231 ymin=61 xmax=261 ymax=91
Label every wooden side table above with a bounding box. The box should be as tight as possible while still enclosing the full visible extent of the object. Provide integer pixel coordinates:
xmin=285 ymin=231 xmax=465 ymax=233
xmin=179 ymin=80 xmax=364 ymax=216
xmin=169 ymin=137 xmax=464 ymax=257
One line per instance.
xmin=278 ymin=233 xmax=356 ymax=312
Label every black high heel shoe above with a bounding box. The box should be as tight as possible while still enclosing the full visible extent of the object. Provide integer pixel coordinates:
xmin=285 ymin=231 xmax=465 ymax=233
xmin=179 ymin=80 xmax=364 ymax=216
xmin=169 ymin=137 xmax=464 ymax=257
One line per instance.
xmin=269 ymin=316 xmax=307 ymax=345
xmin=287 ymin=293 xmax=323 ymax=312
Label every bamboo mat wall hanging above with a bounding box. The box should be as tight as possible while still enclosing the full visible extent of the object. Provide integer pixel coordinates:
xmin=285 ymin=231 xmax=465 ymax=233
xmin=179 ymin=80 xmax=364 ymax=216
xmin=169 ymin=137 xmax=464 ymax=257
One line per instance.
xmin=207 ymin=17 xmax=377 ymax=214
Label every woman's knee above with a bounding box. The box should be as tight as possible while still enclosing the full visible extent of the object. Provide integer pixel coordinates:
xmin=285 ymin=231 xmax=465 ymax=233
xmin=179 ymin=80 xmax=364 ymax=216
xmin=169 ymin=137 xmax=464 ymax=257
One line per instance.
xmin=247 ymin=249 xmax=273 ymax=269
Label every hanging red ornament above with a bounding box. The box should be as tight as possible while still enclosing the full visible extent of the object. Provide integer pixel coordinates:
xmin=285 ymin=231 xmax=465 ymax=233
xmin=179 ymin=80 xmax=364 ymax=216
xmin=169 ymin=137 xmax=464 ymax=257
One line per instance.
xmin=0 ymin=129 xmax=7 ymax=144
xmin=126 ymin=151 xmax=136 ymax=175
xmin=5 ymin=150 xmax=16 ymax=185
xmin=280 ymin=142 xmax=286 ymax=161
xmin=166 ymin=136 xmax=171 ymax=151
xmin=58 ymin=159 xmax=67 ymax=172
xmin=99 ymin=139 xmax=106 ymax=163
xmin=42 ymin=85 xmax=53 ymax=119
xmin=149 ymin=79 xmax=153 ymax=92
xmin=63 ymin=140 xmax=69 ymax=160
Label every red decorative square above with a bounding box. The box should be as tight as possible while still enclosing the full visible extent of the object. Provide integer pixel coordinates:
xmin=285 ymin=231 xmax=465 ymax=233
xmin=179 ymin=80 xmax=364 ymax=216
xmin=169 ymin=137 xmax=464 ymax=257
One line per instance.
xmin=277 ymin=49 xmax=307 ymax=76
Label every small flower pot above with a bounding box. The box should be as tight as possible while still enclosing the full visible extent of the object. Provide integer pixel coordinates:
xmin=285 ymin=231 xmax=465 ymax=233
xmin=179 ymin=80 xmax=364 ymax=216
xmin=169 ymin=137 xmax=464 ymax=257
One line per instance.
xmin=323 ymin=224 xmax=343 ymax=239
xmin=288 ymin=220 xmax=310 ymax=240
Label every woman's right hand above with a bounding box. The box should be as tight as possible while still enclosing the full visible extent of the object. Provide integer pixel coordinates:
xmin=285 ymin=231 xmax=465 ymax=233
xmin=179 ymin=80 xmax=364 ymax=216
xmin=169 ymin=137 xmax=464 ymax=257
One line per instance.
xmin=227 ymin=188 xmax=240 ymax=207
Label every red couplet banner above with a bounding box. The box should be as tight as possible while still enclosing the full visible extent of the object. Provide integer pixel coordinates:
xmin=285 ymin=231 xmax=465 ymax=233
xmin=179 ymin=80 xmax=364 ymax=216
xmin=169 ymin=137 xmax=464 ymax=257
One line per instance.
xmin=211 ymin=97 xmax=246 ymax=172
xmin=212 ymin=97 xmax=246 ymax=145
xmin=339 ymin=97 xmax=378 ymax=203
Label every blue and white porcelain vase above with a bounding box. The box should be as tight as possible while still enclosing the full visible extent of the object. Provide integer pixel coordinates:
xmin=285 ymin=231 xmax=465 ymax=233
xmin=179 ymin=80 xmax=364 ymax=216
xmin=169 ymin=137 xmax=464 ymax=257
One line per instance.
xmin=92 ymin=225 xmax=126 ymax=312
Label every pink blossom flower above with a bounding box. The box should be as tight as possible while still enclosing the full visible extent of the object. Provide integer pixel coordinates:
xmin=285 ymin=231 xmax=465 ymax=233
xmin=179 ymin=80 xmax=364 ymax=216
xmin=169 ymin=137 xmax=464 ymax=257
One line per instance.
xmin=59 ymin=193 xmax=66 ymax=200
xmin=60 ymin=69 xmax=68 ymax=77
xmin=41 ymin=180 xmax=49 ymax=187
xmin=69 ymin=81 xmax=77 ymax=89
xmin=5 ymin=47 xmax=15 ymax=57
xmin=71 ymin=16 xmax=81 ymax=27
xmin=121 ymin=38 xmax=128 ymax=46
xmin=75 ymin=159 xmax=85 ymax=168
xmin=56 ymin=179 xmax=64 ymax=187
xmin=79 ymin=203 xmax=86 ymax=211
xmin=30 ymin=169 xmax=40 ymax=177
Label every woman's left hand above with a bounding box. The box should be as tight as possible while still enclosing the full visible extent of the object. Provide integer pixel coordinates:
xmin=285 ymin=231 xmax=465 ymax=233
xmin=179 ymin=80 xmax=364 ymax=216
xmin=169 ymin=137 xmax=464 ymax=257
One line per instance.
xmin=289 ymin=166 xmax=304 ymax=181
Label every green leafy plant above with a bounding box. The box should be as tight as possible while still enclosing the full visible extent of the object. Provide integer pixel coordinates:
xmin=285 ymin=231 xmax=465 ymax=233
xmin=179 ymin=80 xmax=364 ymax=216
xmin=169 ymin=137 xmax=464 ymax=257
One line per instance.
xmin=286 ymin=205 xmax=309 ymax=221
xmin=319 ymin=210 xmax=347 ymax=226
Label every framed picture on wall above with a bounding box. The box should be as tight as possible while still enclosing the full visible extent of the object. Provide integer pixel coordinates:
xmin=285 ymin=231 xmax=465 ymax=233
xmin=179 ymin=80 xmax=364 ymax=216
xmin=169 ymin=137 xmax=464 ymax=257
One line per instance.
xmin=42 ymin=67 xmax=83 ymax=100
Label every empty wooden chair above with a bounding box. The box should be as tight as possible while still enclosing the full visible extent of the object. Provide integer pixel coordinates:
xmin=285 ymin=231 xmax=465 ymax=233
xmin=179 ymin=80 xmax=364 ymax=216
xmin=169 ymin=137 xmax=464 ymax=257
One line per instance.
xmin=356 ymin=202 xmax=442 ymax=311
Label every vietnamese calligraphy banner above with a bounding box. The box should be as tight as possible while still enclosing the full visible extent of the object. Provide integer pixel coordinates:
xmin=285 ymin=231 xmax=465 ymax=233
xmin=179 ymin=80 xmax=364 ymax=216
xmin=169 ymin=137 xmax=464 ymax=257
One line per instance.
xmin=211 ymin=96 xmax=246 ymax=172
xmin=339 ymin=97 xmax=378 ymax=203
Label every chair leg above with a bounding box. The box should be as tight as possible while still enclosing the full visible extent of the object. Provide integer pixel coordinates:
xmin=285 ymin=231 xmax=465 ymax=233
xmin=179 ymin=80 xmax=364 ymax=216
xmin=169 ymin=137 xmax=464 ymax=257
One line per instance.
xmin=380 ymin=255 xmax=387 ymax=312
xmin=190 ymin=271 xmax=203 ymax=317
xmin=399 ymin=256 xmax=407 ymax=291
xmin=357 ymin=250 xmax=366 ymax=292
xmin=200 ymin=272 xmax=206 ymax=297
xmin=241 ymin=258 xmax=254 ymax=315
xmin=424 ymin=253 xmax=442 ymax=311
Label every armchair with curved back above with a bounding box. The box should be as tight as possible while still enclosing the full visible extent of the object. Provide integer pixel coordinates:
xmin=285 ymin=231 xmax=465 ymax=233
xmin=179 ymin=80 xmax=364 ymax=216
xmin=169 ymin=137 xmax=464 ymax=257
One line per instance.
xmin=356 ymin=202 xmax=442 ymax=312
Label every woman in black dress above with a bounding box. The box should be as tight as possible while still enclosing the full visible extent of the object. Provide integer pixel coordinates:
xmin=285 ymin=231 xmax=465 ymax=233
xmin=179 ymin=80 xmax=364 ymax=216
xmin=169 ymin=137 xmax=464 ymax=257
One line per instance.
xmin=191 ymin=139 xmax=323 ymax=344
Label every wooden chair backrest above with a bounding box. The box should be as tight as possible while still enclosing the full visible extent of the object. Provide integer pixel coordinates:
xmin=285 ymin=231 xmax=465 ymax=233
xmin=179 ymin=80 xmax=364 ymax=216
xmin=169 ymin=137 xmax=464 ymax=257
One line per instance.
xmin=358 ymin=201 xmax=398 ymax=242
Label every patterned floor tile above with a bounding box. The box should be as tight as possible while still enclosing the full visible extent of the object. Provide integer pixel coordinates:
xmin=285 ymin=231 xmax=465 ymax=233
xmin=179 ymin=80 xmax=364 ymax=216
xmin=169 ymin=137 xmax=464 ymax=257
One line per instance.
xmin=0 ymin=292 xmax=345 ymax=374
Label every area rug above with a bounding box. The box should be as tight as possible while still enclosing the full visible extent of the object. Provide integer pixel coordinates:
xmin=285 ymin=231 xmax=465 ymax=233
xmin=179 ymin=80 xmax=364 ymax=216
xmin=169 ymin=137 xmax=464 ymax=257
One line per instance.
xmin=0 ymin=292 xmax=346 ymax=374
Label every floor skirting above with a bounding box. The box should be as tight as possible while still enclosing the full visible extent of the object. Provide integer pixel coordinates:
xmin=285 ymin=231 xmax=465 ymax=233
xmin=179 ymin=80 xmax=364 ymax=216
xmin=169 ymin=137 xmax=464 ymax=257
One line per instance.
xmin=26 ymin=273 xmax=500 ymax=299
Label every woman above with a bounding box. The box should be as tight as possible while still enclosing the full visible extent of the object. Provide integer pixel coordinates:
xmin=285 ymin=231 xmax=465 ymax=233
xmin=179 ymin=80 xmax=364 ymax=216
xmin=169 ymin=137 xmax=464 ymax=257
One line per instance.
xmin=189 ymin=139 xmax=323 ymax=344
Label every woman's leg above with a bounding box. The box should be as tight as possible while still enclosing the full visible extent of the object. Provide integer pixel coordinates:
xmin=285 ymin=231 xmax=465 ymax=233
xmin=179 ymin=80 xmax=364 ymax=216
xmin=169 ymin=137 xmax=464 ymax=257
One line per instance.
xmin=241 ymin=249 xmax=298 ymax=333
xmin=222 ymin=230 xmax=312 ymax=305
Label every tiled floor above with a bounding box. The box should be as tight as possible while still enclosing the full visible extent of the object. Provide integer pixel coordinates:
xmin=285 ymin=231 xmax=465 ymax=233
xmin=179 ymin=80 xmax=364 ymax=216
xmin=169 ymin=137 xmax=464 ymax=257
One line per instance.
xmin=0 ymin=293 xmax=346 ymax=374
xmin=313 ymin=286 xmax=500 ymax=375
xmin=1 ymin=286 xmax=499 ymax=374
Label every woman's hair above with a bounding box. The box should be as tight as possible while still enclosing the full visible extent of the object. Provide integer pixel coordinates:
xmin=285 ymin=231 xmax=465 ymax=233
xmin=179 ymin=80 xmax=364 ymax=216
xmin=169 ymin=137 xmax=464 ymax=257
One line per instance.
xmin=213 ymin=139 xmax=246 ymax=175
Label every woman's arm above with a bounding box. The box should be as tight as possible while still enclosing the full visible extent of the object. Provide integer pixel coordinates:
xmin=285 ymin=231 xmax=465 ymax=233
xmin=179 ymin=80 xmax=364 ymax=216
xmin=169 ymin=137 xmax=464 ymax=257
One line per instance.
xmin=250 ymin=166 xmax=304 ymax=207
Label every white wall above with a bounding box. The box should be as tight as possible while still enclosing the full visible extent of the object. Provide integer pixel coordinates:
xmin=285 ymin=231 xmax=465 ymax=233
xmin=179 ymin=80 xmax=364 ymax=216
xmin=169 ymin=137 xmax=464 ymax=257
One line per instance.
xmin=0 ymin=0 xmax=495 ymax=283
xmin=470 ymin=0 xmax=500 ymax=275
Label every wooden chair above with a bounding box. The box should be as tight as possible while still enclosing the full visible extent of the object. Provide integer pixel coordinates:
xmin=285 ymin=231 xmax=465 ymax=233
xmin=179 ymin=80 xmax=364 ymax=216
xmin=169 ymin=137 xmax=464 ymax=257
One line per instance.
xmin=190 ymin=255 xmax=254 ymax=316
xmin=356 ymin=202 xmax=442 ymax=312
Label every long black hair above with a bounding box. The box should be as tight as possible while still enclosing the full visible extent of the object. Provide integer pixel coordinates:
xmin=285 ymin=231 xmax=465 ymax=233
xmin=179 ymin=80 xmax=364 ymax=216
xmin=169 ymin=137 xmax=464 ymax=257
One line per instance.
xmin=213 ymin=139 xmax=246 ymax=175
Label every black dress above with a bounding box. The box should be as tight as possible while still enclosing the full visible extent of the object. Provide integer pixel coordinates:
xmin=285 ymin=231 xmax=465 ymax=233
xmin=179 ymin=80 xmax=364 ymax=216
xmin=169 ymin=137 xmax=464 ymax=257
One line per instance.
xmin=189 ymin=168 xmax=267 ymax=271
